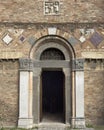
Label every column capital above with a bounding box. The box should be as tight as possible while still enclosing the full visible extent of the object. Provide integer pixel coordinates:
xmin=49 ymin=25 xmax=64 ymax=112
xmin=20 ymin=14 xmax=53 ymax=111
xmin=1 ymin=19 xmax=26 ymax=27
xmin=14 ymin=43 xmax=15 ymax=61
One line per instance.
xmin=19 ymin=58 xmax=33 ymax=71
xmin=72 ymin=59 xmax=85 ymax=71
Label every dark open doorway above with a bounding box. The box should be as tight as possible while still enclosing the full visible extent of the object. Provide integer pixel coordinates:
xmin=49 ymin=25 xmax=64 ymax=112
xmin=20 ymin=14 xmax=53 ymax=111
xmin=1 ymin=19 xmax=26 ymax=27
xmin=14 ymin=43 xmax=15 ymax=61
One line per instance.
xmin=41 ymin=70 xmax=65 ymax=123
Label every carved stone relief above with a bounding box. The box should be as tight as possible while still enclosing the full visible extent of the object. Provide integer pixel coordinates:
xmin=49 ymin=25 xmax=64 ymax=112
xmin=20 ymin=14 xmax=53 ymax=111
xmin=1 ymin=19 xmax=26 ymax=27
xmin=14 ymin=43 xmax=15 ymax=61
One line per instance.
xmin=72 ymin=59 xmax=84 ymax=71
xmin=19 ymin=58 xmax=33 ymax=71
xmin=44 ymin=1 xmax=60 ymax=15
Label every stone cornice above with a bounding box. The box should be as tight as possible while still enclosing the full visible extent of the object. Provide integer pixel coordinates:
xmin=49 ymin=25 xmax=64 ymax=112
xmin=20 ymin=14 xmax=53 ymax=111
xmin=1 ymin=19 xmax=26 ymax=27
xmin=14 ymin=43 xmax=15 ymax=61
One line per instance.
xmin=0 ymin=22 xmax=104 ymax=29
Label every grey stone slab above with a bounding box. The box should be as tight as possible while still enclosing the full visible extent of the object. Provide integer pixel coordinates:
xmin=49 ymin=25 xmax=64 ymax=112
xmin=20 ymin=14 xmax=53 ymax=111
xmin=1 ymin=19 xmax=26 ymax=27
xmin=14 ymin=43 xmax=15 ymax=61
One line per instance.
xmin=28 ymin=36 xmax=36 ymax=45
xmin=68 ymin=37 xmax=79 ymax=46
xmin=33 ymin=61 xmax=70 ymax=68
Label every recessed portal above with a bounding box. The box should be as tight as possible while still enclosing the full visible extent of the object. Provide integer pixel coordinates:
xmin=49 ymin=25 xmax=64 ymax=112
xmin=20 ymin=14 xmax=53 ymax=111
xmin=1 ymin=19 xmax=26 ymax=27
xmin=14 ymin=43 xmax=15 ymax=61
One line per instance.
xmin=41 ymin=70 xmax=65 ymax=123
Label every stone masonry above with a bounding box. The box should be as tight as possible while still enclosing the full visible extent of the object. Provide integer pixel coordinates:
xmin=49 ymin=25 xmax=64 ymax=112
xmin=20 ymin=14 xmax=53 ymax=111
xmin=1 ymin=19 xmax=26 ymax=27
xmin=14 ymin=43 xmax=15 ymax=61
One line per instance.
xmin=0 ymin=60 xmax=19 ymax=126
xmin=0 ymin=0 xmax=103 ymax=23
xmin=0 ymin=0 xmax=104 ymax=128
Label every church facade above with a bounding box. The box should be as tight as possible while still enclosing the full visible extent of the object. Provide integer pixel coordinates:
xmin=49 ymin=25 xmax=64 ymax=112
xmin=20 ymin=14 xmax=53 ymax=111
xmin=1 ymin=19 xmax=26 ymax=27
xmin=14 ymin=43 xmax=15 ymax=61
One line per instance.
xmin=0 ymin=0 xmax=104 ymax=129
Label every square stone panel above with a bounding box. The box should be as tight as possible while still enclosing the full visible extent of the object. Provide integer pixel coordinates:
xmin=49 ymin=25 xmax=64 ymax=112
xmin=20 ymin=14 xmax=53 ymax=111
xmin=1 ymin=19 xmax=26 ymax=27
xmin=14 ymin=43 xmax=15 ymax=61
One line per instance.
xmin=44 ymin=1 xmax=60 ymax=15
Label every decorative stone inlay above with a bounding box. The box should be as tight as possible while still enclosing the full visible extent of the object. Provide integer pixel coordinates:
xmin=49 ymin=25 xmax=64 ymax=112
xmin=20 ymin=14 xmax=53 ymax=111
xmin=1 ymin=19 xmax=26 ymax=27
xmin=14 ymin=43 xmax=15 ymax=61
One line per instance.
xmin=19 ymin=58 xmax=33 ymax=71
xmin=89 ymin=32 xmax=104 ymax=46
xmin=72 ymin=59 xmax=84 ymax=71
xmin=2 ymin=34 xmax=13 ymax=45
xmin=48 ymin=27 xmax=57 ymax=35
xmin=44 ymin=1 xmax=60 ymax=15
xmin=19 ymin=35 xmax=26 ymax=42
xmin=79 ymin=36 xmax=86 ymax=43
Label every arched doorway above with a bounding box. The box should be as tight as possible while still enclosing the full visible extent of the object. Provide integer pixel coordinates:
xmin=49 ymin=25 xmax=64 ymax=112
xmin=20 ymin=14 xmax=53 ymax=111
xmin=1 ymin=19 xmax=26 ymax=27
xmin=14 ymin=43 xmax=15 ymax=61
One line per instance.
xmin=18 ymin=36 xmax=85 ymax=128
xmin=31 ymin=36 xmax=74 ymax=125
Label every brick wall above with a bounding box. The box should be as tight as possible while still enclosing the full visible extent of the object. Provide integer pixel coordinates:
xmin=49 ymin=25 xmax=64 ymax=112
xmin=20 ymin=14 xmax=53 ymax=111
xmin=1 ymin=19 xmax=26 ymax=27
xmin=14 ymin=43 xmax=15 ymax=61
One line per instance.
xmin=0 ymin=0 xmax=104 ymax=125
xmin=0 ymin=60 xmax=19 ymax=126
xmin=0 ymin=0 xmax=103 ymax=23
xmin=84 ymin=61 xmax=104 ymax=125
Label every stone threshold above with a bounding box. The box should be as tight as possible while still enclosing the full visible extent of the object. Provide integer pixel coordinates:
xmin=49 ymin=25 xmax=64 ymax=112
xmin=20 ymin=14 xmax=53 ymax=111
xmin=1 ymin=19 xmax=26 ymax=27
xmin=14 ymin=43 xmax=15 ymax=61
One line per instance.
xmin=33 ymin=123 xmax=94 ymax=130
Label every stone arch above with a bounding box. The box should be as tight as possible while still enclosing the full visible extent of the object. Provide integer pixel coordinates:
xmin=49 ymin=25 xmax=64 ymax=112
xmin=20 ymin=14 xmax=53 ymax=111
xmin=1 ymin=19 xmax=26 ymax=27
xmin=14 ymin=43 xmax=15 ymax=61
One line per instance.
xmin=30 ymin=35 xmax=75 ymax=60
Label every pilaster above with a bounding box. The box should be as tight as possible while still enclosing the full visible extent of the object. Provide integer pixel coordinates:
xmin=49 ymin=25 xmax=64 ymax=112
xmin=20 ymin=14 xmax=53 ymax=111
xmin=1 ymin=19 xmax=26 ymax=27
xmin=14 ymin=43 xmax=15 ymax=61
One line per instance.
xmin=72 ymin=59 xmax=85 ymax=129
xmin=18 ymin=58 xmax=33 ymax=128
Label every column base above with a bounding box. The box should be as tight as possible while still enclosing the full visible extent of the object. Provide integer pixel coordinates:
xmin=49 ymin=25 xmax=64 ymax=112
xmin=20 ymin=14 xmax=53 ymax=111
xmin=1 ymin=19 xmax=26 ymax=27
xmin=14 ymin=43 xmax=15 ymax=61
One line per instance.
xmin=71 ymin=118 xmax=85 ymax=129
xmin=18 ymin=118 xmax=33 ymax=128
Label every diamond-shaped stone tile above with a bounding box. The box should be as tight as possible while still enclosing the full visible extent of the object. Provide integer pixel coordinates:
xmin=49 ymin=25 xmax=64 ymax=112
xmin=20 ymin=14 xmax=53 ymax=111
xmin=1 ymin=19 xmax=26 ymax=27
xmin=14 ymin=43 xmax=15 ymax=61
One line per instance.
xmin=19 ymin=35 xmax=26 ymax=42
xmin=3 ymin=34 xmax=13 ymax=45
xmin=89 ymin=32 xmax=104 ymax=46
xmin=79 ymin=36 xmax=86 ymax=43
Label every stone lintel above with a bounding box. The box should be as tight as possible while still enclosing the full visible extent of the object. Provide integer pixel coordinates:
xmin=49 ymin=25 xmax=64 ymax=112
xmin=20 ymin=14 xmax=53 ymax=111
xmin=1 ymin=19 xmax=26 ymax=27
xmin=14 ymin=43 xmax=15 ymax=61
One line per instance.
xmin=33 ymin=60 xmax=70 ymax=68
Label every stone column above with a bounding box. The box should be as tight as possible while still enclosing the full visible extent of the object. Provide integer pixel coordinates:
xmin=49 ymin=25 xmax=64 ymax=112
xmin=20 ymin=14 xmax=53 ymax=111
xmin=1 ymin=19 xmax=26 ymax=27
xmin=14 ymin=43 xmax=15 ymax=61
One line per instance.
xmin=72 ymin=59 xmax=85 ymax=129
xmin=63 ymin=68 xmax=71 ymax=125
xmin=18 ymin=58 xmax=33 ymax=128
xmin=33 ymin=68 xmax=42 ymax=124
xmin=71 ymin=70 xmax=76 ymax=128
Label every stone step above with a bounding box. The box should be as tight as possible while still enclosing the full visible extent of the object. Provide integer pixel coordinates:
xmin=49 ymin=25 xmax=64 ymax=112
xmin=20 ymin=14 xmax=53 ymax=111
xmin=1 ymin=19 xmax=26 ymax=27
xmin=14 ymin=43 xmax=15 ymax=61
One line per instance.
xmin=38 ymin=123 xmax=67 ymax=130
xmin=37 ymin=123 xmax=94 ymax=130
xmin=38 ymin=128 xmax=94 ymax=130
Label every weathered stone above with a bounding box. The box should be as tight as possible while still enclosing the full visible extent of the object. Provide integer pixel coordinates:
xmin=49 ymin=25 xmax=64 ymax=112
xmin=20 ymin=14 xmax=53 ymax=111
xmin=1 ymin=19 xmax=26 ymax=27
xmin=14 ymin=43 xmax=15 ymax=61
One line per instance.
xmin=0 ymin=0 xmax=104 ymax=129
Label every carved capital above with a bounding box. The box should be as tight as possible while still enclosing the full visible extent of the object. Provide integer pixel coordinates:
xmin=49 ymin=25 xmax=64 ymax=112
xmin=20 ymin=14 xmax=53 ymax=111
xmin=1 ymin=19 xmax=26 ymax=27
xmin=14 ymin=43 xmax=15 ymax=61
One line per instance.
xmin=72 ymin=59 xmax=84 ymax=71
xmin=19 ymin=58 xmax=33 ymax=71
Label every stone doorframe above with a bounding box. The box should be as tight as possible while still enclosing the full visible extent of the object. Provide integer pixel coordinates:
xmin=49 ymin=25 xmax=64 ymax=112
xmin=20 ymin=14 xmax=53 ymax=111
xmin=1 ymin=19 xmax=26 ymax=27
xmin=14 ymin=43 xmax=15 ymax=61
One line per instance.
xmin=18 ymin=36 xmax=85 ymax=128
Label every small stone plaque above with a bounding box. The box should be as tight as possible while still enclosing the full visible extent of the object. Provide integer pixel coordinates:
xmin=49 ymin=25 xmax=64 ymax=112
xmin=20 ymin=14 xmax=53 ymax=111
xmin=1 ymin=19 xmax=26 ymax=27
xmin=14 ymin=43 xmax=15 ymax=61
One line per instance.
xmin=90 ymin=32 xmax=104 ymax=46
xmin=44 ymin=1 xmax=60 ymax=15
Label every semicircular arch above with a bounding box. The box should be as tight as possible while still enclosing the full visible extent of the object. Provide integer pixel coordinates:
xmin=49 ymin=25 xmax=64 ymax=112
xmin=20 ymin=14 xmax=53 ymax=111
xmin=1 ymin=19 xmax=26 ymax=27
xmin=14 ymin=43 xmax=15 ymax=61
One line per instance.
xmin=30 ymin=35 xmax=75 ymax=60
